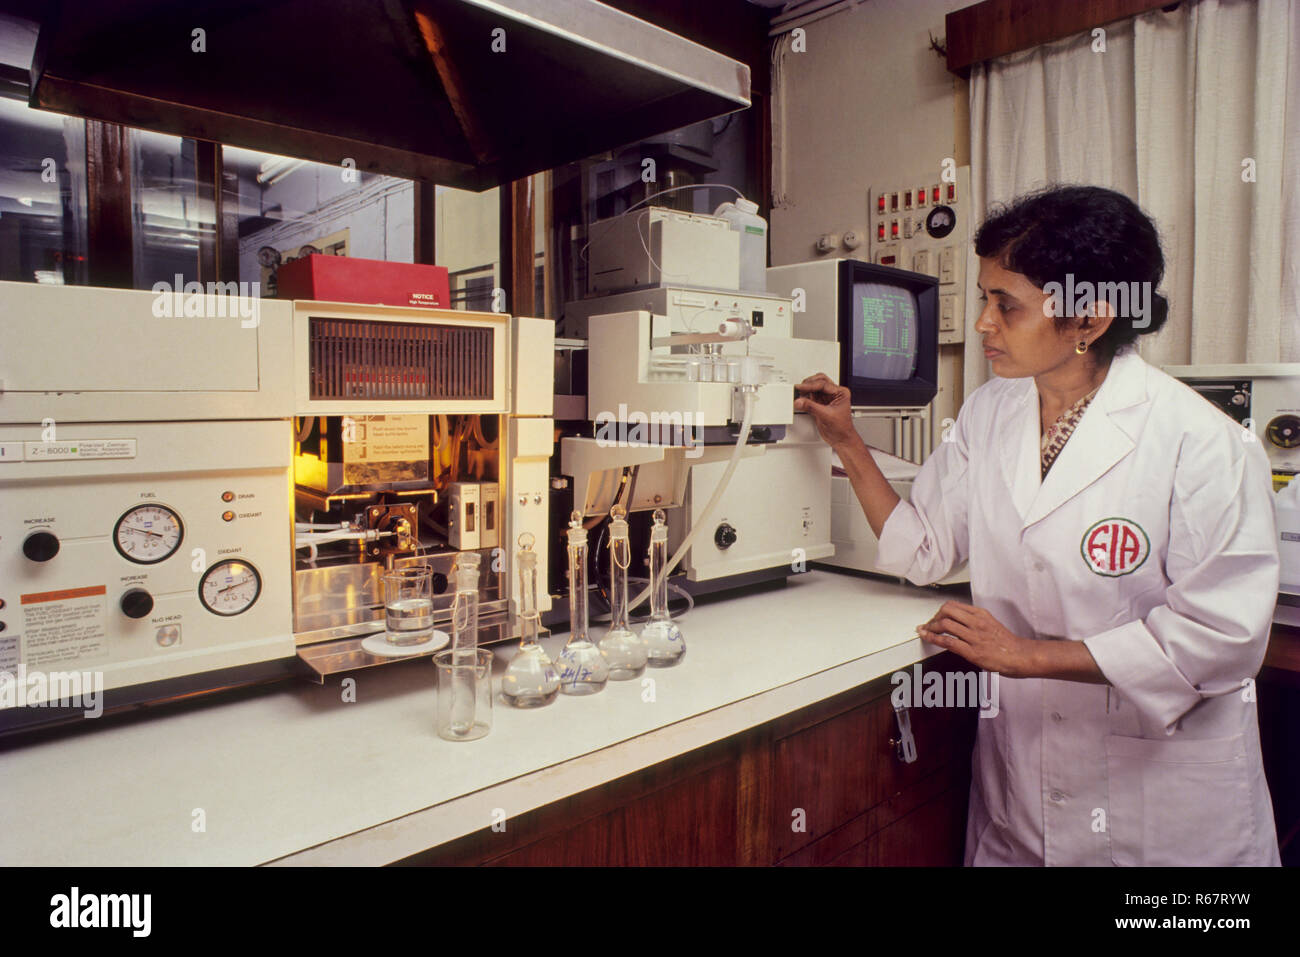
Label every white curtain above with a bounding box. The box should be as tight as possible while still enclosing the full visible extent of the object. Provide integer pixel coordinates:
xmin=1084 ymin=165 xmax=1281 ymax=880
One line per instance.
xmin=966 ymin=0 xmax=1299 ymax=397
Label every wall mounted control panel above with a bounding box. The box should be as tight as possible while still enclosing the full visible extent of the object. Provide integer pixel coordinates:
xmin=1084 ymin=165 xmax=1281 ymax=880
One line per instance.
xmin=869 ymin=164 xmax=972 ymax=345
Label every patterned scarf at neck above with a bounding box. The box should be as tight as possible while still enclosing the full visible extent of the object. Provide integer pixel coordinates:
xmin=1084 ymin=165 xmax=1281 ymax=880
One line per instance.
xmin=1040 ymin=384 xmax=1102 ymax=478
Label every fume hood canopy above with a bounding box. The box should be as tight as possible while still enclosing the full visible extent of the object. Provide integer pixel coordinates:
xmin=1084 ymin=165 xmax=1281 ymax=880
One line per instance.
xmin=26 ymin=0 xmax=751 ymax=190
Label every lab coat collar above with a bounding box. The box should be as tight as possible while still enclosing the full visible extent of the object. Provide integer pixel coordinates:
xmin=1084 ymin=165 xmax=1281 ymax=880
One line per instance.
xmin=998 ymin=347 xmax=1151 ymax=529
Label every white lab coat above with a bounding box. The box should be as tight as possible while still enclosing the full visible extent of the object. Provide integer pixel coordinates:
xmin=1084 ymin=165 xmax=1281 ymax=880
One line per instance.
xmin=876 ymin=345 xmax=1282 ymax=866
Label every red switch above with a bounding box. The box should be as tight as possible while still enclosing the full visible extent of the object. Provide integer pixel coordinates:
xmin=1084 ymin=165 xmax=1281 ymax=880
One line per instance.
xmin=947 ymin=183 xmax=956 ymax=201
xmin=877 ymin=222 xmax=886 ymax=241
xmin=890 ymin=220 xmax=899 ymax=238
xmin=917 ymin=187 xmax=927 ymax=207
xmin=877 ymin=194 xmax=886 ymax=213
xmin=932 ymin=185 xmax=940 ymax=203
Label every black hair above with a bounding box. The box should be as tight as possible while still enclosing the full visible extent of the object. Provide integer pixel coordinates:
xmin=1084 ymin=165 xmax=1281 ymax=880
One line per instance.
xmin=973 ymin=184 xmax=1169 ymax=362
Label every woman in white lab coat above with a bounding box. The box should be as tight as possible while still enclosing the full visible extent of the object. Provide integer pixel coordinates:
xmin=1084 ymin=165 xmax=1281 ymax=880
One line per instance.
xmin=795 ymin=185 xmax=1281 ymax=866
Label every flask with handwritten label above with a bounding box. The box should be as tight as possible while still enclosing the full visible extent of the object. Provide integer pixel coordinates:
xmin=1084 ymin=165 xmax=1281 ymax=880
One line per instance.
xmin=558 ymin=511 xmax=608 ymax=695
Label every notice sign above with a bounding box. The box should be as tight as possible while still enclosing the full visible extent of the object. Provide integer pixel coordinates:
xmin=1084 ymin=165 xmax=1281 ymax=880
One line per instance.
xmin=20 ymin=585 xmax=108 ymax=667
xmin=24 ymin=439 xmax=137 ymax=461
xmin=344 ymin=415 xmax=428 ymax=463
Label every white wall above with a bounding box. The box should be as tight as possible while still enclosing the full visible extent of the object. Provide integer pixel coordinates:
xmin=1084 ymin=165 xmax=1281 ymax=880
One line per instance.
xmin=770 ymin=0 xmax=971 ymax=265
xmin=769 ymin=0 xmax=974 ymax=442
xmin=237 ymin=167 xmax=414 ymax=283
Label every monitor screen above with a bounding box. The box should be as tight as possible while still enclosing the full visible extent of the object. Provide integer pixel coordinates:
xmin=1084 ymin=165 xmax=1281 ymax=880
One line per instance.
xmin=850 ymin=280 xmax=918 ymax=381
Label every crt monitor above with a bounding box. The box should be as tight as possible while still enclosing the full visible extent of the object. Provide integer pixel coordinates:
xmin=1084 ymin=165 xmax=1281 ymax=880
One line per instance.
xmin=836 ymin=260 xmax=939 ymax=408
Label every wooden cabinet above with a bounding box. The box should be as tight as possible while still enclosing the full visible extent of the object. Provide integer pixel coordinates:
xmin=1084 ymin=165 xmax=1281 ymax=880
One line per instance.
xmin=399 ymin=652 xmax=977 ymax=866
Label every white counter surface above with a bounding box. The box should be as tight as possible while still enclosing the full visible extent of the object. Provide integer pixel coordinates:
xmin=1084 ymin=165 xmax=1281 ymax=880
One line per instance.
xmin=0 ymin=571 xmax=960 ymax=866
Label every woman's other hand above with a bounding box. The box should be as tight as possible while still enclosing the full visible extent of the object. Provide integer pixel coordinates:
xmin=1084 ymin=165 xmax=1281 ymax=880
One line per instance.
xmin=917 ymin=602 xmax=1037 ymax=678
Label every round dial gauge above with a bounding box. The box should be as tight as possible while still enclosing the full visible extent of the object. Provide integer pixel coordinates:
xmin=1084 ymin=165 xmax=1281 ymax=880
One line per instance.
xmin=199 ymin=560 xmax=262 ymax=616
xmin=1266 ymin=414 xmax=1300 ymax=449
xmin=114 ymin=504 xmax=184 ymax=564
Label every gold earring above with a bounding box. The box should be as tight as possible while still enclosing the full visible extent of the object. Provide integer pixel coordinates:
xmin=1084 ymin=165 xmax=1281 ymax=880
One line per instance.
xmin=1075 ymin=340 xmax=1088 ymax=355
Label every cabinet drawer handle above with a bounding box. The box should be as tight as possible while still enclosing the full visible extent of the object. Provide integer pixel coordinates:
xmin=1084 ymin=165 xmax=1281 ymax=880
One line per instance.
xmin=890 ymin=704 xmax=918 ymax=764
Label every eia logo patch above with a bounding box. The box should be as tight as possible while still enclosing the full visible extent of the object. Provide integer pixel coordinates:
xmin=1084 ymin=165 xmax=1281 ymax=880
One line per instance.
xmin=1081 ymin=517 xmax=1149 ymax=577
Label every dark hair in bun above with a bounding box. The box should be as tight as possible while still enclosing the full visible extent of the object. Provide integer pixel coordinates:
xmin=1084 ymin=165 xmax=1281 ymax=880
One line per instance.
xmin=974 ymin=185 xmax=1169 ymax=362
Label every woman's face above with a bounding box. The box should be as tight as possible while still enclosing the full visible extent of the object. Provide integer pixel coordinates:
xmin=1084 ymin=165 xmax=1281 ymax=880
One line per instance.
xmin=974 ymin=256 xmax=1093 ymax=378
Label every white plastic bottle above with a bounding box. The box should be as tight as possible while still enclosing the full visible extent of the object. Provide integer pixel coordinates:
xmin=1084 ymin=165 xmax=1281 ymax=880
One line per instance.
xmin=714 ymin=197 xmax=767 ymax=293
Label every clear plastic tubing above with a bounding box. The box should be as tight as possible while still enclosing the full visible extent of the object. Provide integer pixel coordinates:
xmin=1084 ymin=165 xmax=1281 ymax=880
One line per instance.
xmin=598 ymin=504 xmax=648 ymax=679
xmin=449 ymin=552 xmax=481 ymax=736
xmin=628 ymin=389 xmax=756 ymax=612
xmin=559 ymin=511 xmax=608 ymax=695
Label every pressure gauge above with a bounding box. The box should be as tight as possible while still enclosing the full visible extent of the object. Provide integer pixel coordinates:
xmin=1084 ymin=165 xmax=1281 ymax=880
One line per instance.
xmin=198 ymin=560 xmax=262 ymax=616
xmin=114 ymin=504 xmax=184 ymax=564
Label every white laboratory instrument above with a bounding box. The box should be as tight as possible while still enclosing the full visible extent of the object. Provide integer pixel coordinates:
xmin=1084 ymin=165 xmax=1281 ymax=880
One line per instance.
xmin=587 ymin=208 xmax=740 ymax=295
xmin=0 ymin=280 xmax=556 ymax=731
xmin=563 ymin=196 xmax=838 ymax=592
xmin=1164 ymin=362 xmax=1300 ymax=625
xmin=823 ymin=443 xmax=969 ymax=586
xmin=287 ymin=299 xmax=554 ymax=679
xmin=0 ymin=281 xmax=296 ymax=732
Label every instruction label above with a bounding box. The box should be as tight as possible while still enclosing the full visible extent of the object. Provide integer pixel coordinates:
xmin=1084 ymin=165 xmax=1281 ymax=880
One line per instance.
xmin=24 ymin=439 xmax=137 ymax=461
xmin=19 ymin=586 xmax=108 ymax=667
xmin=344 ymin=415 xmax=428 ymax=463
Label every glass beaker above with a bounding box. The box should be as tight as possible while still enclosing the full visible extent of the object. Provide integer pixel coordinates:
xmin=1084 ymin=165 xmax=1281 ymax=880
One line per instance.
xmin=503 ymin=532 xmax=560 ymax=707
xmin=558 ymin=511 xmax=608 ymax=695
xmin=382 ymin=565 xmax=434 ymax=645
xmin=599 ymin=504 xmax=648 ymax=679
xmin=641 ymin=509 xmax=685 ymax=666
xmin=434 ymin=647 xmax=493 ymax=741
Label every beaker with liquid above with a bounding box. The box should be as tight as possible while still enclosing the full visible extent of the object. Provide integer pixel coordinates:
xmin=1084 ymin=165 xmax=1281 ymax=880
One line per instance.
xmin=599 ymin=504 xmax=648 ymax=679
xmin=382 ymin=565 xmax=434 ymax=645
xmin=641 ymin=509 xmax=685 ymax=666
xmin=502 ymin=532 xmax=560 ymax=707
xmin=558 ymin=512 xmax=608 ymax=695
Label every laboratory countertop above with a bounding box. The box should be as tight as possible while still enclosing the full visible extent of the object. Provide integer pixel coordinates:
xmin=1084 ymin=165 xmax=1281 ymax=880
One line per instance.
xmin=0 ymin=570 xmax=959 ymax=867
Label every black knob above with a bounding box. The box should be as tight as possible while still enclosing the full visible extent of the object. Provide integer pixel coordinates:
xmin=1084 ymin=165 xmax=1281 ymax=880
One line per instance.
xmin=23 ymin=531 xmax=60 ymax=562
xmin=714 ymin=523 xmax=737 ymax=549
xmin=431 ymin=572 xmax=449 ymax=595
xmin=120 ymin=588 xmax=154 ymax=619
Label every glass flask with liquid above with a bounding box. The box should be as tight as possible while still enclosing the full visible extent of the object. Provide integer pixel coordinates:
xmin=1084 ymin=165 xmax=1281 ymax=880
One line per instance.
xmin=558 ymin=512 xmax=608 ymax=695
xmin=640 ymin=509 xmax=685 ymax=666
xmin=502 ymin=532 xmax=560 ymax=707
xmin=599 ymin=504 xmax=648 ymax=679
